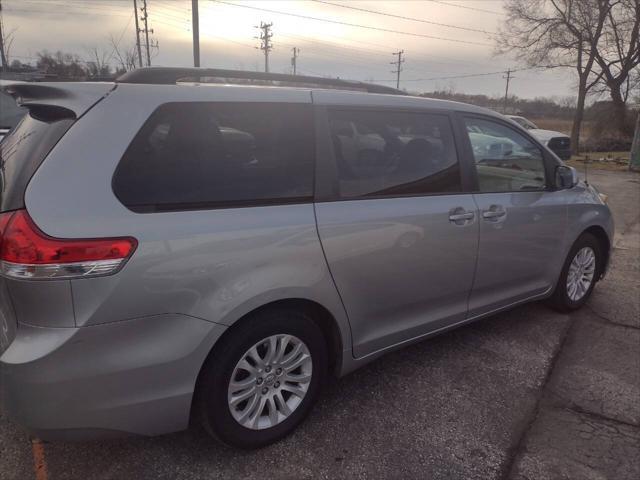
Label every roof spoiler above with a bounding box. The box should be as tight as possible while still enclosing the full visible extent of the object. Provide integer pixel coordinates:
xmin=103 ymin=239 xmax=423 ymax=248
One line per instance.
xmin=0 ymin=81 xmax=116 ymax=119
xmin=116 ymin=67 xmax=406 ymax=96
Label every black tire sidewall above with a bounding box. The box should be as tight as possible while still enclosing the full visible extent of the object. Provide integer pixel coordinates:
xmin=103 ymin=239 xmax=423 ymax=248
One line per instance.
xmin=552 ymin=233 xmax=602 ymax=311
xmin=198 ymin=308 xmax=327 ymax=449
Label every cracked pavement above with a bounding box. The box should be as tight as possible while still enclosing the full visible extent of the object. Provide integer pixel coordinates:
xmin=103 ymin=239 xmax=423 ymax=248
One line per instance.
xmin=1 ymin=169 xmax=639 ymax=480
xmin=509 ymin=170 xmax=640 ymax=480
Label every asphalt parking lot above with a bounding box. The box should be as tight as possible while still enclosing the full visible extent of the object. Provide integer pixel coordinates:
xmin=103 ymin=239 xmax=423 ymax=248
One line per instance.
xmin=1 ymin=169 xmax=639 ymax=480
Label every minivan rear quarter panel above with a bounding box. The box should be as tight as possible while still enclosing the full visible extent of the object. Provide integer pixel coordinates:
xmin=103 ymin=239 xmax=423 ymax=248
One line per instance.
xmin=23 ymin=85 xmax=351 ymax=349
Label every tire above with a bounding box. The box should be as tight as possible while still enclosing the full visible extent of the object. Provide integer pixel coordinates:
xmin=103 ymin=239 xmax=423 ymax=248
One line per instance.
xmin=196 ymin=307 xmax=328 ymax=449
xmin=548 ymin=232 xmax=602 ymax=312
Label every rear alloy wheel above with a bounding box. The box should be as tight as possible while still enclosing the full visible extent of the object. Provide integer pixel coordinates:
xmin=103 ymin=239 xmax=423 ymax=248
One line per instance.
xmin=549 ymin=233 xmax=602 ymax=312
xmin=227 ymin=334 xmax=313 ymax=430
xmin=197 ymin=308 xmax=327 ymax=449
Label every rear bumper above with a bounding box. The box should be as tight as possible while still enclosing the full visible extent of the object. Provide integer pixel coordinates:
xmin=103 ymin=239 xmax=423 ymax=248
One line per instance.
xmin=0 ymin=314 xmax=225 ymax=440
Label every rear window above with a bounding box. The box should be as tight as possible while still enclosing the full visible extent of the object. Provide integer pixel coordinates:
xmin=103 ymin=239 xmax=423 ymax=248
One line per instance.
xmin=113 ymin=102 xmax=315 ymax=212
xmin=0 ymin=113 xmax=74 ymax=212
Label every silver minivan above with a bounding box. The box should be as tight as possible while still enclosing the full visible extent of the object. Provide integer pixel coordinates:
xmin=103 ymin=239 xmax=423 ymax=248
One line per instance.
xmin=0 ymin=68 xmax=613 ymax=449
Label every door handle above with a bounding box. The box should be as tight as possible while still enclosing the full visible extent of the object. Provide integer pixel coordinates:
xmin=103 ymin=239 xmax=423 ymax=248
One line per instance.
xmin=482 ymin=205 xmax=506 ymax=221
xmin=449 ymin=212 xmax=475 ymax=222
xmin=448 ymin=207 xmax=475 ymax=225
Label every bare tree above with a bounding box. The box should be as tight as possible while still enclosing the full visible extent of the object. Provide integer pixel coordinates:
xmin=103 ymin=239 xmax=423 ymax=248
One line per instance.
xmin=84 ymin=46 xmax=112 ymax=77
xmin=593 ymin=0 xmax=640 ymax=135
xmin=109 ymin=34 xmax=138 ymax=73
xmin=37 ymin=50 xmax=86 ymax=78
xmin=1 ymin=25 xmax=16 ymax=67
xmin=497 ymin=0 xmax=614 ymax=153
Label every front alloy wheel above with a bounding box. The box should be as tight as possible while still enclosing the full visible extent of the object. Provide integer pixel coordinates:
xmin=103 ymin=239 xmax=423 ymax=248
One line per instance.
xmin=228 ymin=334 xmax=312 ymax=430
xmin=549 ymin=232 xmax=602 ymax=312
xmin=566 ymin=246 xmax=596 ymax=301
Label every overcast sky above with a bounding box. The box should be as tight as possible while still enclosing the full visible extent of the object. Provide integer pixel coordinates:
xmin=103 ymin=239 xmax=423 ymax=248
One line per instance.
xmin=2 ymin=0 xmax=579 ymax=99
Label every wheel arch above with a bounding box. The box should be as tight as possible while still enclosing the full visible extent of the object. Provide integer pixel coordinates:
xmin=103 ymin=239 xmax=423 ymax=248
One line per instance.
xmin=190 ymin=297 xmax=344 ymax=424
xmin=582 ymin=225 xmax=611 ymax=279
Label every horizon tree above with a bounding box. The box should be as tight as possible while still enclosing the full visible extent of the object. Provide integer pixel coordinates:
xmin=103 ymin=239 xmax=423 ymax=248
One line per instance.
xmin=592 ymin=0 xmax=639 ymax=136
xmin=496 ymin=0 xmax=614 ymax=153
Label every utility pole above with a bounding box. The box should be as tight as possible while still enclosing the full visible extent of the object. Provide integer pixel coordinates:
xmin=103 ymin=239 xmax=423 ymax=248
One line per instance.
xmin=391 ymin=50 xmax=404 ymax=90
xmin=291 ymin=47 xmax=299 ymax=75
xmin=0 ymin=0 xmax=8 ymax=72
xmin=192 ymin=0 xmax=200 ymax=67
xmin=255 ymin=22 xmax=273 ymax=73
xmin=503 ymin=69 xmax=514 ymax=114
xmin=133 ymin=0 xmax=143 ymax=67
xmin=140 ymin=0 xmax=153 ymax=67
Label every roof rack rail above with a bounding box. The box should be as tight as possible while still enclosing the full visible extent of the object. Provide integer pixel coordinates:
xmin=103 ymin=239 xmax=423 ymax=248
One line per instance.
xmin=116 ymin=67 xmax=405 ymax=95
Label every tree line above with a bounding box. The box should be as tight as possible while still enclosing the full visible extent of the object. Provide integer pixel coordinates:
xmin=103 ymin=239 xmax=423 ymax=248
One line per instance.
xmin=497 ymin=0 xmax=639 ymax=153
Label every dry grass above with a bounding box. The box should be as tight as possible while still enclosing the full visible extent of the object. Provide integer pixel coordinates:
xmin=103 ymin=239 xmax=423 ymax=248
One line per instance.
xmin=529 ymin=117 xmax=599 ymax=142
xmin=566 ymin=151 xmax=630 ymax=171
xmin=529 ymin=118 xmax=574 ymax=136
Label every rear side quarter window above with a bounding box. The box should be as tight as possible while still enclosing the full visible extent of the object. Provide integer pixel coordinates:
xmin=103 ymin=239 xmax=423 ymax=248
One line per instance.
xmin=0 ymin=113 xmax=74 ymax=212
xmin=113 ymin=102 xmax=315 ymax=212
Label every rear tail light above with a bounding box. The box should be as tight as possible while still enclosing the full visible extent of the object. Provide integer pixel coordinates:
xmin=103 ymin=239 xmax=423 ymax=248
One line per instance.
xmin=0 ymin=209 xmax=137 ymax=280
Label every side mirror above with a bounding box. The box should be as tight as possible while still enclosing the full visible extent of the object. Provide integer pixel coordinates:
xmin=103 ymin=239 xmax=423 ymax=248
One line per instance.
xmin=555 ymin=165 xmax=579 ymax=189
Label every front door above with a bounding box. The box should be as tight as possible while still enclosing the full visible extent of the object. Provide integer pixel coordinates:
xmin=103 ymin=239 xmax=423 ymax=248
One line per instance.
xmin=461 ymin=115 xmax=568 ymax=316
xmin=315 ymin=108 xmax=479 ymax=358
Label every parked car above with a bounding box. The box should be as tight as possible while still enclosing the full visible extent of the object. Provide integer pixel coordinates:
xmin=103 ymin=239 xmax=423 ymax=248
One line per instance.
xmin=506 ymin=115 xmax=572 ymax=160
xmin=0 ymin=69 xmax=612 ymax=449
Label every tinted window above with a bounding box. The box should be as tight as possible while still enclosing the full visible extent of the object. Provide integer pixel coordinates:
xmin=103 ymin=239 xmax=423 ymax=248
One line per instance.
xmin=464 ymin=117 xmax=546 ymax=192
xmin=113 ymin=102 xmax=314 ymax=212
xmin=0 ymin=113 xmax=74 ymax=212
xmin=328 ymin=109 xmax=461 ymax=199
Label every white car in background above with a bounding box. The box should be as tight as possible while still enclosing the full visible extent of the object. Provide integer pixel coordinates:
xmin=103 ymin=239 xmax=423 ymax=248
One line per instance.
xmin=507 ymin=115 xmax=572 ymax=160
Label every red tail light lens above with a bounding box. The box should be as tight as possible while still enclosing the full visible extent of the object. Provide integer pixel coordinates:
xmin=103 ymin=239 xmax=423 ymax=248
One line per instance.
xmin=0 ymin=210 xmax=137 ymax=279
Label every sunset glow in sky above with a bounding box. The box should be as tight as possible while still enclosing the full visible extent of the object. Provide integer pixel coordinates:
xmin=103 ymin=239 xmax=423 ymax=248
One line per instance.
xmin=3 ymin=0 xmax=578 ymax=99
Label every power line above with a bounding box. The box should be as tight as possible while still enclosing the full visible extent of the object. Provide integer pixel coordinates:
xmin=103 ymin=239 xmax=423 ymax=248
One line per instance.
xmin=19 ymin=0 xmax=144 ymax=22
xmin=107 ymin=11 xmax=134 ymax=66
xmin=210 ymin=26 xmax=517 ymax=83
xmin=152 ymin=10 xmax=190 ymax=25
xmin=426 ymin=1 xmax=504 ymax=16
xmin=155 ymin=0 xmax=191 ymax=15
xmin=4 ymin=7 xmax=128 ymax=18
xmin=311 ymin=0 xmax=496 ymax=36
xmin=274 ymin=31 xmax=503 ymax=70
xmin=212 ymin=0 xmax=492 ymax=47
xmin=376 ymin=66 xmax=553 ymax=83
